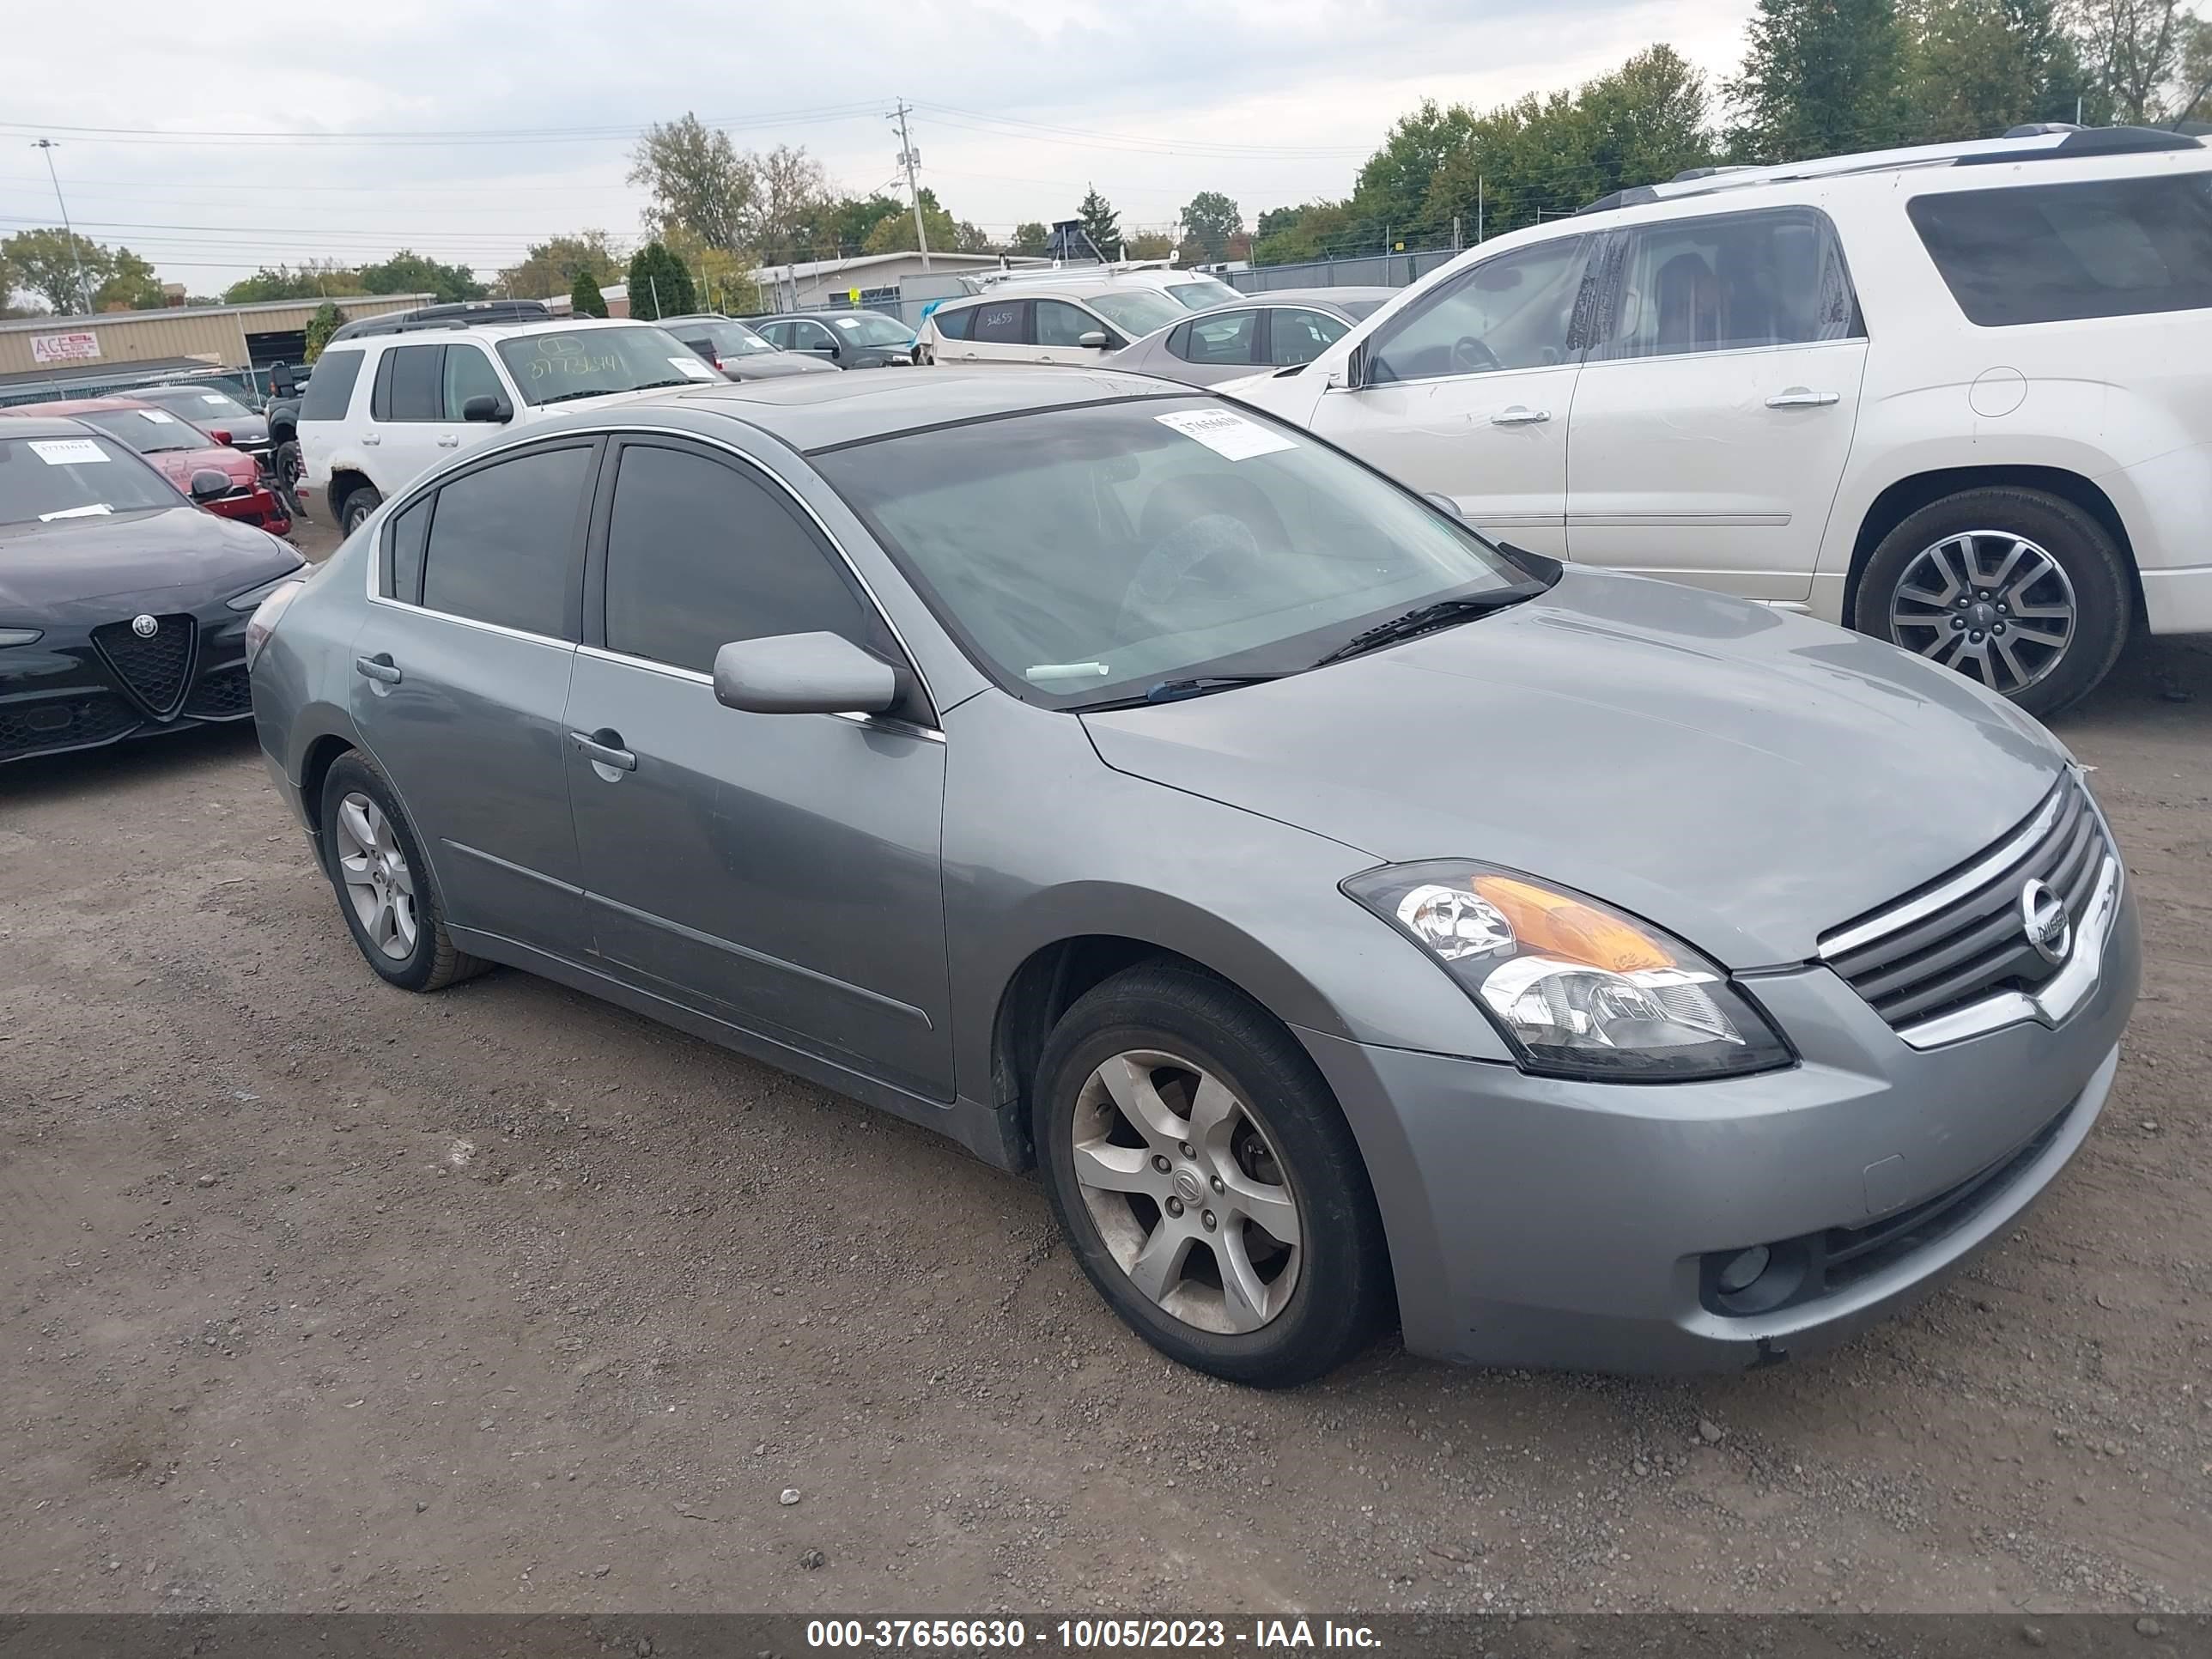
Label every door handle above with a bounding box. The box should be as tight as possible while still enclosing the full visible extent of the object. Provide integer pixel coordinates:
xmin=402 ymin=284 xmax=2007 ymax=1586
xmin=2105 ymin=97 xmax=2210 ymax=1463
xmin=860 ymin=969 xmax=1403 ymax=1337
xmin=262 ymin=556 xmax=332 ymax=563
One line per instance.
xmin=360 ymin=432 xmax=380 ymax=447
xmin=436 ymin=433 xmax=459 ymax=448
xmin=568 ymin=729 xmax=637 ymax=773
xmin=353 ymin=653 xmax=402 ymax=685
xmin=1766 ymin=387 xmax=1840 ymax=408
xmin=1490 ymin=405 xmax=1551 ymax=426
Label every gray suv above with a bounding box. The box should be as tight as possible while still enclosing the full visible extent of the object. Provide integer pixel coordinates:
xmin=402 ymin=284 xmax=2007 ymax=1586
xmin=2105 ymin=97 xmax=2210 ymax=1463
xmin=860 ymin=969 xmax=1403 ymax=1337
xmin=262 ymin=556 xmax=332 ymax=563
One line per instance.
xmin=246 ymin=369 xmax=2137 ymax=1386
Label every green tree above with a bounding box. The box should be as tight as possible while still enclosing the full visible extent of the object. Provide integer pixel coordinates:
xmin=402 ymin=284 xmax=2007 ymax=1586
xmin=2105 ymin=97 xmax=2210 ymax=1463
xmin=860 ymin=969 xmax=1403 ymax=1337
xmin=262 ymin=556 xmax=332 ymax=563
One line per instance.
xmin=92 ymin=246 xmax=163 ymax=312
xmin=1011 ymin=221 xmax=1052 ymax=256
xmin=2067 ymin=0 xmax=2197 ymax=120
xmin=303 ymin=302 xmax=345 ymax=362
xmin=497 ymin=232 xmax=623 ymax=301
xmin=356 ymin=248 xmax=486 ymax=305
xmin=222 ymin=261 xmax=361 ymax=304
xmin=955 ymin=221 xmax=996 ymax=253
xmin=1126 ymin=230 xmax=1176 ymax=259
xmin=2179 ymin=12 xmax=2212 ymax=118
xmin=626 ymin=240 xmax=696 ymax=319
xmin=1076 ymin=186 xmax=1121 ymax=256
xmin=860 ymin=188 xmax=958 ymax=255
xmin=741 ymin=143 xmax=835 ymax=261
xmin=1250 ymin=201 xmax=1356 ymax=264
xmin=570 ymin=270 xmax=608 ymax=318
xmin=1176 ymin=191 xmax=1243 ymax=263
xmin=629 ymin=112 xmax=756 ymax=251
xmin=1351 ymin=100 xmax=1481 ymax=238
xmin=2 ymin=228 xmax=107 ymax=313
xmin=1726 ymin=0 xmax=1912 ymax=161
xmin=1905 ymin=0 xmax=2092 ymax=138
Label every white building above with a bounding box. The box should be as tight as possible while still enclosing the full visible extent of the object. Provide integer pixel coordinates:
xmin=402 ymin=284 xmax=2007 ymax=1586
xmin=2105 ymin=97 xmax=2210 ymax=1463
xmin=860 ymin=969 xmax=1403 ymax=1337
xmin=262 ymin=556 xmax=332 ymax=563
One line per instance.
xmin=753 ymin=252 xmax=1042 ymax=313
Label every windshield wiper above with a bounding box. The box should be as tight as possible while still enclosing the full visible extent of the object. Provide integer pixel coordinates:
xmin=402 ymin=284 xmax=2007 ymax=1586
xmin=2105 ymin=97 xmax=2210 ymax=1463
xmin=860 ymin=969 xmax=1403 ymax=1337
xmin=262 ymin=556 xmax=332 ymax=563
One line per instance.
xmin=1313 ymin=586 xmax=1547 ymax=667
xmin=1073 ymin=672 xmax=1292 ymax=712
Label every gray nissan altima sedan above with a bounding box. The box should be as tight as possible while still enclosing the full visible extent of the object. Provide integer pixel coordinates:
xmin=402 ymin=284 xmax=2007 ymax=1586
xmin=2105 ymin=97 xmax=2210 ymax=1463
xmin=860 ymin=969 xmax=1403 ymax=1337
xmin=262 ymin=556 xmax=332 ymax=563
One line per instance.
xmin=246 ymin=368 xmax=2138 ymax=1387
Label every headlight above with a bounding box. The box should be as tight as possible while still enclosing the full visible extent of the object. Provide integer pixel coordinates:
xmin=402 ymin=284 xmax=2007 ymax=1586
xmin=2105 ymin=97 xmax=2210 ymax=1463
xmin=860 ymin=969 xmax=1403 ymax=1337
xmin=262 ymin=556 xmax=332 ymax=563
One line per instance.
xmin=241 ymin=578 xmax=306 ymax=672
xmin=0 ymin=628 xmax=41 ymax=647
xmin=227 ymin=564 xmax=307 ymax=611
xmin=1343 ymin=861 xmax=1793 ymax=1082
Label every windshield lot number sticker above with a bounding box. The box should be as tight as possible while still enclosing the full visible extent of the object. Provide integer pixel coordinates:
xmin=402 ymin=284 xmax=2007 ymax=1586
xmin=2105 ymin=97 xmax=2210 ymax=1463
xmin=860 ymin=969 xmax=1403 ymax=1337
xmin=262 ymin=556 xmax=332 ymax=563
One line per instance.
xmin=1155 ymin=409 xmax=1297 ymax=461
xmin=28 ymin=439 xmax=109 ymax=465
xmin=137 ymin=410 xmax=178 ymax=423
xmin=666 ymin=356 xmax=717 ymax=380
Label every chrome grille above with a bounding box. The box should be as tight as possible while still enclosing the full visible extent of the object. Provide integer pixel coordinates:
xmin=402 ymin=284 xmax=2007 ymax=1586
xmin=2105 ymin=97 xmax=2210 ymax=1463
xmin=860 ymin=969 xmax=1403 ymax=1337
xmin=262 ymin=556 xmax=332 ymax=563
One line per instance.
xmin=1821 ymin=774 xmax=2112 ymax=1036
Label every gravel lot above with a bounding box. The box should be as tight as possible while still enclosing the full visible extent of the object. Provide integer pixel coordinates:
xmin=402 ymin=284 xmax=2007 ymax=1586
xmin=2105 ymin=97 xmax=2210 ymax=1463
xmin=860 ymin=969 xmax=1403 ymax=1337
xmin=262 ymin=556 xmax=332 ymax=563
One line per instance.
xmin=3 ymin=513 xmax=2207 ymax=1617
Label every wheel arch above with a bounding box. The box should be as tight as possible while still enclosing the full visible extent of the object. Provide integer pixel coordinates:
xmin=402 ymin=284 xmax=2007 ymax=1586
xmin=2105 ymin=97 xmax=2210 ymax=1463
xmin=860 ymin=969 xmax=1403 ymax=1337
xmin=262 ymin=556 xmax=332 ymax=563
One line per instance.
xmin=1842 ymin=465 xmax=2143 ymax=624
xmin=325 ymin=467 xmax=378 ymax=528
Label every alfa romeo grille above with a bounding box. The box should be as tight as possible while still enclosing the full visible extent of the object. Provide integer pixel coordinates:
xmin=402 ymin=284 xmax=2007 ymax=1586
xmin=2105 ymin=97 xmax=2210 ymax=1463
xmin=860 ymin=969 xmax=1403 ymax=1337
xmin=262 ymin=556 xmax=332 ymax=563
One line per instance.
xmin=1821 ymin=773 xmax=2111 ymax=1034
xmin=92 ymin=615 xmax=197 ymax=718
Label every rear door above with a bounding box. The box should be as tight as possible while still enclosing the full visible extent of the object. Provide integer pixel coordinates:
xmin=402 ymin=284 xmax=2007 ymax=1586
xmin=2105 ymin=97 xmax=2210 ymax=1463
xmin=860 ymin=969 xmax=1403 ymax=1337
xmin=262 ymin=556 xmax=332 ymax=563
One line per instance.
xmin=1565 ymin=207 xmax=1869 ymax=600
xmin=1306 ymin=234 xmax=1595 ymax=557
xmin=958 ymin=298 xmax=1030 ymax=365
xmin=563 ymin=437 xmax=953 ymax=1097
xmin=362 ymin=343 xmax=452 ymax=495
xmin=348 ymin=439 xmax=598 ymax=953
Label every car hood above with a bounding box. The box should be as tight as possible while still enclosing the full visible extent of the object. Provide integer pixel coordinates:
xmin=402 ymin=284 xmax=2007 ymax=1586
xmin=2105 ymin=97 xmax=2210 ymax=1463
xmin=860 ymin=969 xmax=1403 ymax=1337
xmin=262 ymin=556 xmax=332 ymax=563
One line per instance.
xmin=722 ymin=353 xmax=838 ymax=379
xmin=1079 ymin=567 xmax=2068 ymax=967
xmin=146 ymin=445 xmax=258 ymax=488
xmin=210 ymin=412 xmax=270 ymax=445
xmin=0 ymin=502 xmax=301 ymax=614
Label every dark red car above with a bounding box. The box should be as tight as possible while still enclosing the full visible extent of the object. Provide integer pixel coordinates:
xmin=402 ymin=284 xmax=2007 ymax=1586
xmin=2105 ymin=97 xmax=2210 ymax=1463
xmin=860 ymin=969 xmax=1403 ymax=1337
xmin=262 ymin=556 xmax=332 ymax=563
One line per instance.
xmin=1 ymin=397 xmax=291 ymax=536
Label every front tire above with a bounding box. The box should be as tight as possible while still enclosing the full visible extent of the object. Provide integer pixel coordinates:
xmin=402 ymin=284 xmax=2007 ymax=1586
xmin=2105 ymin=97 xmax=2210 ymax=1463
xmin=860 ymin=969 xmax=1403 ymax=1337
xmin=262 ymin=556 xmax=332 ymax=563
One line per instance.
xmin=1853 ymin=487 xmax=2130 ymax=717
xmin=339 ymin=483 xmax=383 ymax=537
xmin=1034 ymin=963 xmax=1390 ymax=1387
xmin=317 ymin=752 xmax=486 ymax=993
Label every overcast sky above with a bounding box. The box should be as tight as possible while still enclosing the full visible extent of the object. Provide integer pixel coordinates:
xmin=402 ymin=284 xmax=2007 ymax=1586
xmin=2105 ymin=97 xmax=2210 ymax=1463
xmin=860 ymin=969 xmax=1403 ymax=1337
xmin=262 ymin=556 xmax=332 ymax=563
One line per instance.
xmin=0 ymin=0 xmax=1753 ymax=295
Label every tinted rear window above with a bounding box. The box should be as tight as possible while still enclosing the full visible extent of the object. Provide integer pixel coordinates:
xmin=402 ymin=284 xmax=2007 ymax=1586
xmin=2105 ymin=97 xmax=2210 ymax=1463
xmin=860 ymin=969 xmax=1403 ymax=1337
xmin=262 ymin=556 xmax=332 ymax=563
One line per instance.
xmin=931 ymin=307 xmax=972 ymax=341
xmin=1909 ymin=173 xmax=2212 ymax=325
xmin=419 ymin=445 xmax=591 ymax=637
xmin=299 ymin=349 xmax=363 ymax=420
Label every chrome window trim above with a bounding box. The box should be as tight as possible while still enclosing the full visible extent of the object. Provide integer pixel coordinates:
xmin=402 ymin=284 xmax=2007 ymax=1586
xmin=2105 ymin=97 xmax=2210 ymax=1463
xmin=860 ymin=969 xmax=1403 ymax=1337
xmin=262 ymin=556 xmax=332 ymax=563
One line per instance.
xmin=1818 ymin=779 xmax=2071 ymax=960
xmin=364 ymin=593 xmax=573 ymax=650
xmin=362 ymin=419 xmax=941 ymax=719
xmin=1893 ymin=854 xmax=2122 ymax=1049
xmin=574 ymin=642 xmax=946 ymax=744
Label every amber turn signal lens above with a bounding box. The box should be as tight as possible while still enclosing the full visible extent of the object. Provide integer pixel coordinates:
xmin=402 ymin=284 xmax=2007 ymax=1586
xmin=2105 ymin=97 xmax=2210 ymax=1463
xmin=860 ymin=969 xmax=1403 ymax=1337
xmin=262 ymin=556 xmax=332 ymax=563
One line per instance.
xmin=1471 ymin=875 xmax=1677 ymax=975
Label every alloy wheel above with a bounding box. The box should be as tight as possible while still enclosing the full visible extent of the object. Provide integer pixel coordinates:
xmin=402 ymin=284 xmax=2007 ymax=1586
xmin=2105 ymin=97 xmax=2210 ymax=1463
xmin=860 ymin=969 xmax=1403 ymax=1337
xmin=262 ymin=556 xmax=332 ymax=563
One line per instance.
xmin=1070 ymin=1049 xmax=1303 ymax=1334
xmin=1888 ymin=530 xmax=2076 ymax=697
xmin=333 ymin=791 xmax=419 ymax=961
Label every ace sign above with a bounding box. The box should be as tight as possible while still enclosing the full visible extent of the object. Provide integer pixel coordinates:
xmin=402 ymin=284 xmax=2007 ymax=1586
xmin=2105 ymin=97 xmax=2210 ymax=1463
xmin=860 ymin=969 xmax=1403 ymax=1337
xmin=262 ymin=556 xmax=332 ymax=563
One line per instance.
xmin=31 ymin=331 xmax=100 ymax=365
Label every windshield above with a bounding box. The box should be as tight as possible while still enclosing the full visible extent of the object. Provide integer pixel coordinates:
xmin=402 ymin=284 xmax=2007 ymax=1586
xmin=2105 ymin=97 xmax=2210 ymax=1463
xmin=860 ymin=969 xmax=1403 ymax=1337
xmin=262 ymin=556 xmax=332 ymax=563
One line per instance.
xmin=1166 ymin=277 xmax=1241 ymax=310
xmin=81 ymin=408 xmax=208 ymax=454
xmin=1087 ymin=290 xmax=1188 ymax=337
xmin=829 ymin=313 xmax=915 ymax=347
xmin=156 ymin=386 xmax=257 ymax=422
xmin=495 ymin=325 xmax=722 ymax=405
xmin=0 ymin=433 xmax=182 ymax=526
xmin=815 ymin=397 xmax=1527 ymax=707
xmin=705 ymin=319 xmax=777 ymax=356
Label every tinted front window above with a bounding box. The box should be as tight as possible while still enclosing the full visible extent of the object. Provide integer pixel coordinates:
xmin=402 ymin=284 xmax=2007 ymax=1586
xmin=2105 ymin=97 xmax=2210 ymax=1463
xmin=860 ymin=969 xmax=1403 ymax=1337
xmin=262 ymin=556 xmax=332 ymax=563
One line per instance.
xmin=1269 ymin=307 xmax=1348 ymax=365
xmin=494 ymin=326 xmax=714 ymax=406
xmin=298 ymin=349 xmax=363 ymax=421
xmin=1087 ymin=290 xmax=1185 ymax=337
xmin=1370 ymin=237 xmax=1589 ymax=382
xmin=81 ymin=408 xmax=203 ymax=453
xmin=1909 ymin=173 xmax=2212 ymax=326
xmin=816 ymin=398 xmax=1523 ymax=708
xmin=419 ymin=445 xmax=591 ymax=636
xmin=1593 ymin=208 xmax=1858 ymax=358
xmin=603 ymin=444 xmax=872 ymax=676
xmin=701 ymin=320 xmax=776 ymax=356
xmin=1036 ymin=299 xmax=1103 ymax=347
xmin=0 ymin=434 xmax=181 ymax=525
xmin=1181 ymin=309 xmax=1259 ymax=364
xmin=441 ymin=345 xmax=505 ymax=417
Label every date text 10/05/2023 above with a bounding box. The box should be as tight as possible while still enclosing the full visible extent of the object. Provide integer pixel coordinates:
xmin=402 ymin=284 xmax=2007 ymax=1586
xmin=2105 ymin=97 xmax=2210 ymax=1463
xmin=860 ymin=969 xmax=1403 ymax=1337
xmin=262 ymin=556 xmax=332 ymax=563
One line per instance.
xmin=805 ymin=1620 xmax=1383 ymax=1650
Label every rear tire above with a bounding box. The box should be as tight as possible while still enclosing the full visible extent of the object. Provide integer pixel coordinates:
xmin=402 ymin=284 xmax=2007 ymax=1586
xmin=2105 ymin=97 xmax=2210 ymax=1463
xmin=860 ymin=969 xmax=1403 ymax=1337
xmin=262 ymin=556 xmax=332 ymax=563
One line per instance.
xmin=1033 ymin=963 xmax=1390 ymax=1387
xmin=317 ymin=751 xmax=488 ymax=993
xmin=339 ymin=483 xmax=383 ymax=537
xmin=1853 ymin=487 xmax=2130 ymax=718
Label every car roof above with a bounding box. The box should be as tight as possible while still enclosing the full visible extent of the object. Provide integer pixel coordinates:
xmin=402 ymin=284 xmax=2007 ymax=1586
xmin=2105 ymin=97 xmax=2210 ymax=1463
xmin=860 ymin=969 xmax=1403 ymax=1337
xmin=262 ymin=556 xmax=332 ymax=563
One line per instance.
xmin=1231 ymin=286 xmax=1396 ymax=308
xmin=562 ymin=366 xmax=1193 ymax=453
xmin=0 ymin=413 xmax=105 ymax=439
xmin=2 ymin=396 xmax=155 ymax=416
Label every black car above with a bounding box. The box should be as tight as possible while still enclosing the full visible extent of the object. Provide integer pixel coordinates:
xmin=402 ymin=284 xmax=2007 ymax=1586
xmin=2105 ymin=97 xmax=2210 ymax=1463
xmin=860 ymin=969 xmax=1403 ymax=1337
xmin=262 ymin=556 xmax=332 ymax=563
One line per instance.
xmin=0 ymin=416 xmax=305 ymax=764
xmin=748 ymin=310 xmax=918 ymax=368
xmin=654 ymin=314 xmax=837 ymax=380
xmin=120 ymin=380 xmax=271 ymax=454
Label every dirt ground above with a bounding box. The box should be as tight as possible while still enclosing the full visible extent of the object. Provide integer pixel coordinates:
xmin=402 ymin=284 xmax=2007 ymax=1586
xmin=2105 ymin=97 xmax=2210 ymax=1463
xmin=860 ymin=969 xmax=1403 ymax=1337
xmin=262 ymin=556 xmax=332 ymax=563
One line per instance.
xmin=3 ymin=512 xmax=2207 ymax=1618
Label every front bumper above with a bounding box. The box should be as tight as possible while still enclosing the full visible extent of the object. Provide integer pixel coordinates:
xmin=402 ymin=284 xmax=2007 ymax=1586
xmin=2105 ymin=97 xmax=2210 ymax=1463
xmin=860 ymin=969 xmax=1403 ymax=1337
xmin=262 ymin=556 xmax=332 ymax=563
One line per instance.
xmin=0 ymin=610 xmax=258 ymax=764
xmin=1298 ymin=883 xmax=2140 ymax=1372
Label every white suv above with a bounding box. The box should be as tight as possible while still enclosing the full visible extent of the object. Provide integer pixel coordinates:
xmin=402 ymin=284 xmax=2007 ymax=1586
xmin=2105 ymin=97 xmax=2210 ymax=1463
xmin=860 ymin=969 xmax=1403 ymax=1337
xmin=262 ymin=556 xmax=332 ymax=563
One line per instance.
xmin=1226 ymin=125 xmax=2212 ymax=714
xmin=918 ymin=267 xmax=1241 ymax=368
xmin=298 ymin=317 xmax=721 ymax=533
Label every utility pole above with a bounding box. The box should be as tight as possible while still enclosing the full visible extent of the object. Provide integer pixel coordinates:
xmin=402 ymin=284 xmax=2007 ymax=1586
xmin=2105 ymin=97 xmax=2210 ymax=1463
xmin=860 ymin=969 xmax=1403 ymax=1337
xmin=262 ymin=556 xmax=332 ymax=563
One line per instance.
xmin=1476 ymin=176 xmax=1484 ymax=245
xmin=890 ymin=100 xmax=931 ymax=272
xmin=30 ymin=139 xmax=94 ymax=314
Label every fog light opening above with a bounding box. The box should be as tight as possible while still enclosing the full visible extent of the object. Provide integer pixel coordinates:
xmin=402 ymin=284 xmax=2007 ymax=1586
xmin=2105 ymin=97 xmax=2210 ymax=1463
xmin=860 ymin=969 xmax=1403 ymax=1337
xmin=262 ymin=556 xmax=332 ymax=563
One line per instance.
xmin=1702 ymin=1239 xmax=1810 ymax=1316
xmin=1716 ymin=1245 xmax=1770 ymax=1295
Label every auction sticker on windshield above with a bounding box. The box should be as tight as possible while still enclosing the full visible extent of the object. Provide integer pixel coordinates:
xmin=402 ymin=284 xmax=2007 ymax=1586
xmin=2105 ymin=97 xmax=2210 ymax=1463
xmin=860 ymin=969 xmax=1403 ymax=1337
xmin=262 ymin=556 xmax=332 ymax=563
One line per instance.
xmin=1155 ymin=409 xmax=1297 ymax=462
xmin=665 ymin=356 xmax=717 ymax=380
xmin=28 ymin=440 xmax=108 ymax=465
xmin=137 ymin=410 xmax=178 ymax=424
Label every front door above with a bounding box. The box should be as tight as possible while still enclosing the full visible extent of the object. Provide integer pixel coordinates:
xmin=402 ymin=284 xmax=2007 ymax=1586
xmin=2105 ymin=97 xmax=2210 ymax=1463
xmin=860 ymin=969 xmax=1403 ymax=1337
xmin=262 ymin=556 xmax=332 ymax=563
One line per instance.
xmin=562 ymin=437 xmax=954 ymax=1099
xmin=1306 ymin=234 xmax=1595 ymax=557
xmin=1565 ymin=209 xmax=1869 ymax=601
xmin=347 ymin=439 xmax=599 ymax=951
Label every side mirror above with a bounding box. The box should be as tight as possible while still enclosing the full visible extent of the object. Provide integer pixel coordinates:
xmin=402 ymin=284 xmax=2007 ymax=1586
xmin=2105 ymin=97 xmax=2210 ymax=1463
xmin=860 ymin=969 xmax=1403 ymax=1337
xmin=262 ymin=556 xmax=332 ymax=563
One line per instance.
xmin=208 ymin=429 xmax=234 ymax=446
xmin=188 ymin=469 xmax=231 ymax=502
xmin=713 ymin=632 xmax=899 ymax=717
xmin=1078 ymin=331 xmax=1110 ymax=349
xmin=1425 ymin=492 xmax=1465 ymax=520
xmin=461 ymin=394 xmax=513 ymax=423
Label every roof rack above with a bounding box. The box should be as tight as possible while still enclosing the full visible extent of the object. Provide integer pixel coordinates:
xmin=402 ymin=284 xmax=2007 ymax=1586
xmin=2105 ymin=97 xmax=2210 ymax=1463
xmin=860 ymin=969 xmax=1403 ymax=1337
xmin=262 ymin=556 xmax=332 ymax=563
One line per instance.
xmin=1576 ymin=125 xmax=2203 ymax=216
xmin=972 ymin=257 xmax=1181 ymax=289
xmin=326 ymin=299 xmax=556 ymax=343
